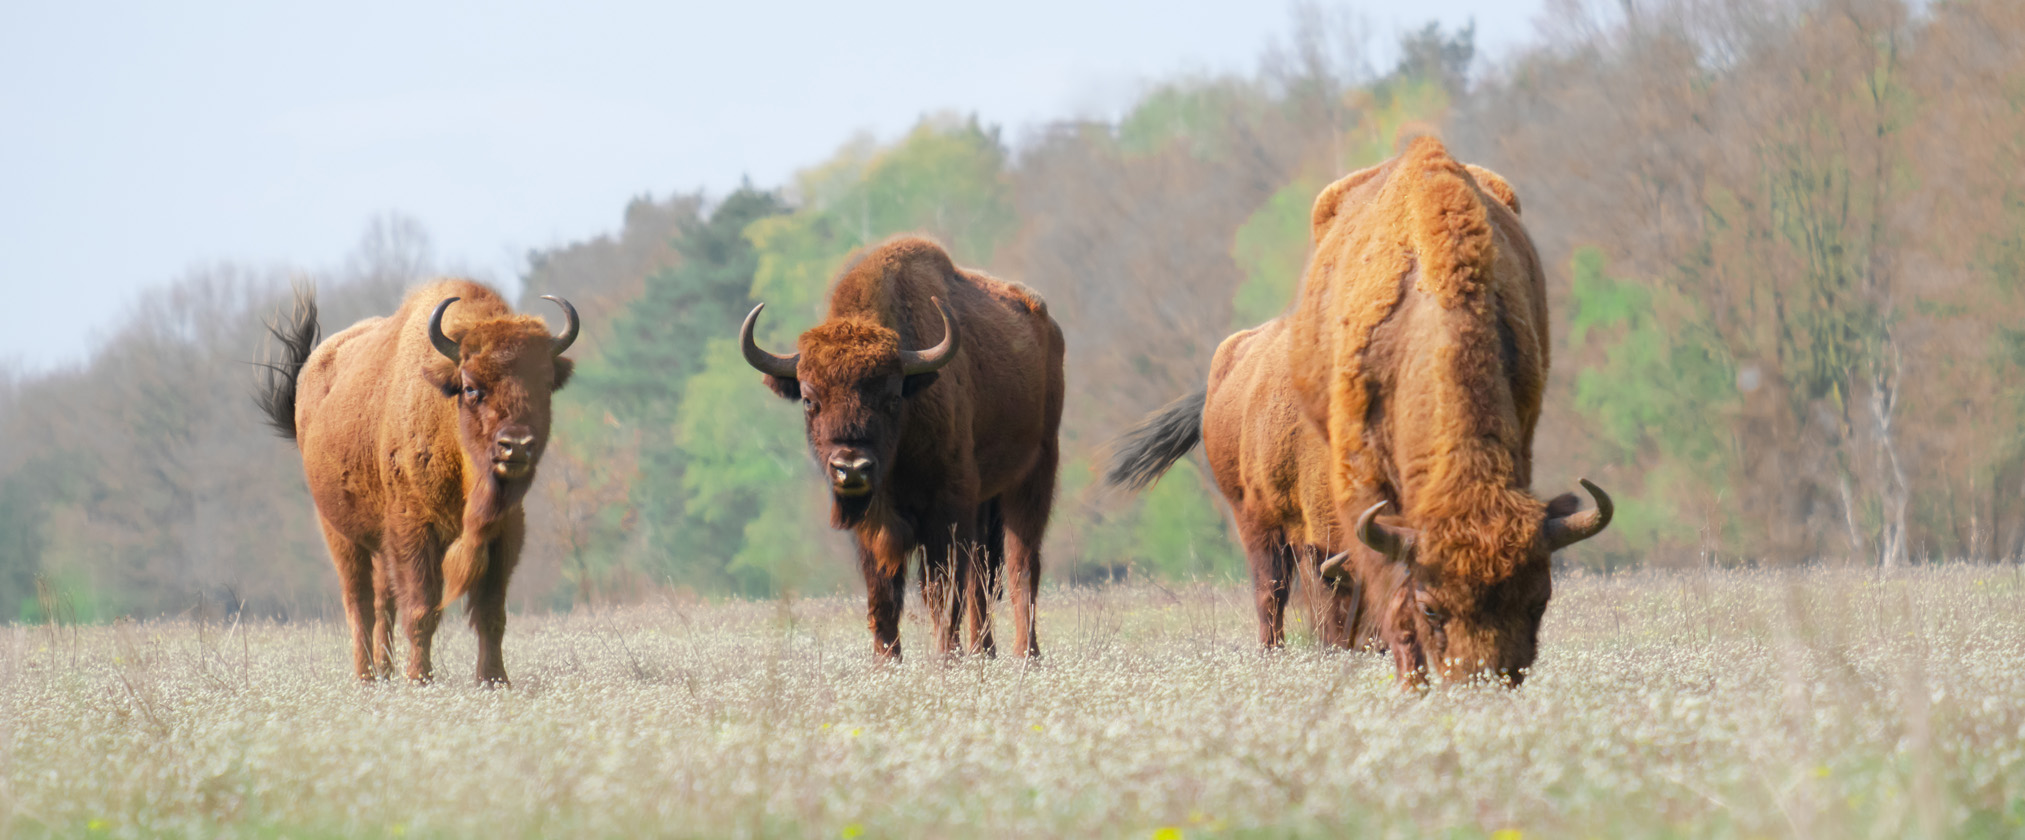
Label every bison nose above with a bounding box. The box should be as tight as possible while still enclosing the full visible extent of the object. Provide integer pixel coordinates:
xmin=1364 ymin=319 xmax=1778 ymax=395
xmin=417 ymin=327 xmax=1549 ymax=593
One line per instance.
xmin=495 ymin=432 xmax=536 ymax=461
xmin=828 ymin=454 xmax=875 ymax=497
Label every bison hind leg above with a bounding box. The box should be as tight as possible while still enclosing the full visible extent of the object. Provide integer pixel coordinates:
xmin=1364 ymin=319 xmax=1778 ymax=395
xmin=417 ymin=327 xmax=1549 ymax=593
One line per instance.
xmin=1244 ymin=529 xmax=1296 ymax=649
xmin=1002 ymin=446 xmax=1057 ymax=660
xmin=371 ymin=557 xmax=397 ymax=680
xmin=319 ymin=518 xmax=378 ymax=682
xmin=963 ymin=498 xmax=1005 ymax=658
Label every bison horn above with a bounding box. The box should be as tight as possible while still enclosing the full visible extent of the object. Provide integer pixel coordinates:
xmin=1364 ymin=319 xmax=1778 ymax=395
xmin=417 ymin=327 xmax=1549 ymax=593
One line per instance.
xmin=1544 ymin=478 xmax=1614 ymax=551
xmin=540 ymin=295 xmax=579 ymax=355
xmin=1355 ymin=500 xmax=1413 ymax=559
xmin=739 ymin=303 xmax=801 ymax=379
xmin=898 ymin=297 xmax=960 ymax=376
xmin=1318 ymin=551 xmax=1350 ymax=582
xmin=427 ymin=297 xmax=462 ymax=362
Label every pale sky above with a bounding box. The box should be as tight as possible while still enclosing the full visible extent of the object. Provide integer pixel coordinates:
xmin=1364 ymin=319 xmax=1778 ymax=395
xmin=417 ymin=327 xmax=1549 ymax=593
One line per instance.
xmin=0 ymin=0 xmax=1542 ymax=371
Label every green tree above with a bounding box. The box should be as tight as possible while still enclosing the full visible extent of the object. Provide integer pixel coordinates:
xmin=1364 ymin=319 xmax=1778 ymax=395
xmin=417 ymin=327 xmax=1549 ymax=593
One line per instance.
xmin=562 ymin=185 xmax=789 ymax=596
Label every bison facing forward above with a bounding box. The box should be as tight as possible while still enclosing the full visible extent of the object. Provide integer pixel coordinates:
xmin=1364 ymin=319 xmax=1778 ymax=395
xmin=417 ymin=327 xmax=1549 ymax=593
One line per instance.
xmin=1287 ymin=138 xmax=1612 ymax=687
xmin=258 ymin=280 xmax=577 ymax=684
xmin=741 ymin=236 xmax=1064 ymax=660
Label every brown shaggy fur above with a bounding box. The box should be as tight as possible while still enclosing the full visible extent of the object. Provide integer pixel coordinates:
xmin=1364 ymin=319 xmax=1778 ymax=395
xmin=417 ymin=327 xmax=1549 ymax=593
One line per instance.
xmin=1287 ymin=137 xmax=1597 ymax=687
xmin=1104 ymin=317 xmax=1352 ymax=648
xmin=757 ymin=236 xmax=1065 ymax=661
xmin=279 ymin=280 xmax=573 ymax=684
xmin=1199 ymin=319 xmax=1355 ymax=647
xmin=1102 ymin=161 xmax=1530 ymax=653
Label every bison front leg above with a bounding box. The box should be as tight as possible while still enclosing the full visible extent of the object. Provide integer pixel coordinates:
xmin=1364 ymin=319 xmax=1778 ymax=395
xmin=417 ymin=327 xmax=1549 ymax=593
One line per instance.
xmin=386 ymin=522 xmax=444 ymax=684
xmin=469 ymin=510 xmax=524 ymax=686
xmin=1302 ymin=546 xmax=1358 ymax=649
xmin=858 ymin=541 xmax=907 ymax=662
xmin=318 ymin=516 xmax=376 ymax=682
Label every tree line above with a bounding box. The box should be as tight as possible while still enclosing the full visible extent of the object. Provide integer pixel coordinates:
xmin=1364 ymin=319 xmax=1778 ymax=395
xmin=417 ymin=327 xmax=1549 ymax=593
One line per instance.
xmin=1 ymin=0 xmax=2018 ymax=619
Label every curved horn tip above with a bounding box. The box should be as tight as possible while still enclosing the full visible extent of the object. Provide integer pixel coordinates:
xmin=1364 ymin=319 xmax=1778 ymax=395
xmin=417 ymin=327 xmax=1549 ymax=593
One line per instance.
xmin=1578 ymin=477 xmax=1614 ymax=515
xmin=1546 ymin=478 xmax=1615 ymax=550
xmin=427 ymin=297 xmax=462 ymax=362
xmin=539 ymin=295 xmax=580 ymax=355
xmin=739 ymin=301 xmax=800 ymax=379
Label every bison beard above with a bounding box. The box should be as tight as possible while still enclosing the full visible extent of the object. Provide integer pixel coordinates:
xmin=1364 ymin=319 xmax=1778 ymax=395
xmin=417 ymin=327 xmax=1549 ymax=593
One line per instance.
xmin=832 ymin=489 xmax=876 ymax=530
xmin=742 ymin=236 xmax=1064 ymax=662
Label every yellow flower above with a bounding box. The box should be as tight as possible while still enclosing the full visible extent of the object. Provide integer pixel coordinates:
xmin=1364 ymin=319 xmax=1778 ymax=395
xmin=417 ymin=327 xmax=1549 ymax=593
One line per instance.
xmin=1491 ymin=830 xmax=1523 ymax=840
xmin=1152 ymin=827 xmax=1184 ymax=840
xmin=841 ymin=824 xmax=865 ymax=839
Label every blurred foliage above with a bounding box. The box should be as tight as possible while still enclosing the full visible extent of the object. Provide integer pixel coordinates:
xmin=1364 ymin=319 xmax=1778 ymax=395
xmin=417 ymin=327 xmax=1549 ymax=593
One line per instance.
xmin=1566 ymin=247 xmax=1736 ymax=562
xmin=1229 ymin=178 xmax=1321 ymax=328
xmin=12 ymin=2 xmax=2025 ymax=619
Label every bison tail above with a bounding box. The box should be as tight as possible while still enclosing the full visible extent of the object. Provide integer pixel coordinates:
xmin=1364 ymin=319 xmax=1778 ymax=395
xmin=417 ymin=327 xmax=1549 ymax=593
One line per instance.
xmin=253 ymin=283 xmax=320 ymax=442
xmin=1103 ymin=389 xmax=1207 ymax=491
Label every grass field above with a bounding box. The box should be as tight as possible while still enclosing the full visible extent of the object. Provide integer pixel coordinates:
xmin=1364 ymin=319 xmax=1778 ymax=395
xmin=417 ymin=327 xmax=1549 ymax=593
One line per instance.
xmin=8 ymin=566 xmax=2025 ymax=839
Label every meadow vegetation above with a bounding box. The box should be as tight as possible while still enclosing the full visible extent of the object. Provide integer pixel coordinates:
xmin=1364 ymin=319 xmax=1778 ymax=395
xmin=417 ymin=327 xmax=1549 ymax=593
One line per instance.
xmin=10 ymin=566 xmax=2025 ymax=838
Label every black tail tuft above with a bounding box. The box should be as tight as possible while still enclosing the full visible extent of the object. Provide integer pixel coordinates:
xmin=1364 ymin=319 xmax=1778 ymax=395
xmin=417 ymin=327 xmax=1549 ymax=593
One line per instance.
xmin=1103 ymin=389 xmax=1207 ymax=490
xmin=254 ymin=283 xmax=320 ymax=442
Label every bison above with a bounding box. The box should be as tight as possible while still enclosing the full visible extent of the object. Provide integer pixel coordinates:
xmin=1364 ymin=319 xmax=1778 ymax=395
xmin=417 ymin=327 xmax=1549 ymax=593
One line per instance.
xmin=257 ymin=280 xmax=578 ymax=684
xmin=1105 ymin=316 xmax=1355 ymax=649
xmin=1280 ymin=137 xmax=1612 ymax=687
xmin=740 ymin=236 xmax=1064 ymax=661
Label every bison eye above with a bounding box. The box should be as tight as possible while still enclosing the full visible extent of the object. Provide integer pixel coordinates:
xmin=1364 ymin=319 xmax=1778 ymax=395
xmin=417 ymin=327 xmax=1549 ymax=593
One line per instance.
xmin=462 ymin=385 xmax=484 ymax=402
xmin=1417 ymin=598 xmax=1444 ymax=622
xmin=801 ymin=397 xmax=817 ymax=412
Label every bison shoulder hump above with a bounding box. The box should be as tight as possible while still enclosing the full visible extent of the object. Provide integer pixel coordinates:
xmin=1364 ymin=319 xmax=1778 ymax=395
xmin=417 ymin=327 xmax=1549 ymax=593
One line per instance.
xmin=991 ymin=278 xmax=1049 ymax=317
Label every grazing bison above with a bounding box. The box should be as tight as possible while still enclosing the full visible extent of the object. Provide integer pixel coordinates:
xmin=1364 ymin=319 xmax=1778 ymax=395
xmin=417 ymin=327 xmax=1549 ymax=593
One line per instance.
xmin=257 ymin=280 xmax=577 ymax=684
xmin=1105 ymin=317 xmax=1355 ymax=649
xmin=1280 ymin=137 xmax=1611 ymax=687
xmin=740 ymin=236 xmax=1064 ymax=661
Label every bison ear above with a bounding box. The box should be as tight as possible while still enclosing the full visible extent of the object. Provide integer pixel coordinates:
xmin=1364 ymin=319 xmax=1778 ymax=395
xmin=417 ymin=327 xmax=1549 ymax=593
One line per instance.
xmin=1545 ymin=492 xmax=1582 ymax=519
xmin=902 ymin=371 xmax=939 ymax=398
xmin=763 ymin=374 xmax=801 ymax=401
xmin=551 ymin=357 xmax=575 ymax=391
xmin=422 ymin=355 xmax=459 ymax=397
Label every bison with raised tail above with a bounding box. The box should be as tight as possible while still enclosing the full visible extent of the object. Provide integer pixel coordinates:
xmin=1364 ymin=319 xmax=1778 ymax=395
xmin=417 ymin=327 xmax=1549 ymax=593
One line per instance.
xmin=1284 ymin=138 xmax=1612 ymax=687
xmin=257 ymin=280 xmax=578 ymax=684
xmin=741 ymin=236 xmax=1064 ymax=661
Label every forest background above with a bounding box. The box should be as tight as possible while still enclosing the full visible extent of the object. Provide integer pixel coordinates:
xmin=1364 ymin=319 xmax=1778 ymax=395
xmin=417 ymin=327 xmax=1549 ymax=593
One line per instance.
xmin=5 ymin=0 xmax=2022 ymax=620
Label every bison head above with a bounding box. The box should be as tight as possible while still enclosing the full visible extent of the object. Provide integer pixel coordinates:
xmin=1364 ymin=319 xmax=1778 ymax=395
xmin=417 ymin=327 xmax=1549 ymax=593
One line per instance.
xmin=1323 ymin=479 xmax=1611 ymax=688
xmin=422 ymin=295 xmax=578 ymax=485
xmin=740 ymin=299 xmax=958 ymax=527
